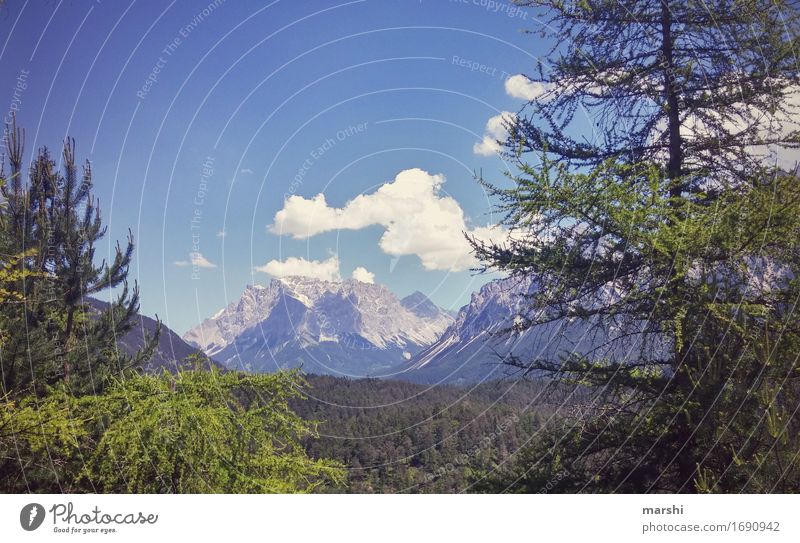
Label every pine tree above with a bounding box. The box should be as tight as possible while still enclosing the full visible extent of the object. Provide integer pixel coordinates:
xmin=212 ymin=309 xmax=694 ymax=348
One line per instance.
xmin=0 ymin=116 xmax=157 ymax=398
xmin=472 ymin=1 xmax=800 ymax=492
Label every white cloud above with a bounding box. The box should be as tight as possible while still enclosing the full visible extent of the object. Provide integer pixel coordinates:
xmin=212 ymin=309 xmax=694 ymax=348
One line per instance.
xmin=505 ymin=74 xmax=552 ymax=101
xmin=270 ymin=168 xmax=510 ymax=272
xmin=351 ymin=266 xmax=375 ymax=283
xmin=192 ymin=252 xmax=217 ymax=268
xmin=174 ymin=252 xmax=217 ymax=268
xmin=216 ymin=230 xmax=226 ymax=238
xmin=240 ymin=168 xmax=253 ymax=175
xmin=255 ymin=255 xmax=341 ymax=282
xmin=474 ymin=111 xmax=515 ymax=156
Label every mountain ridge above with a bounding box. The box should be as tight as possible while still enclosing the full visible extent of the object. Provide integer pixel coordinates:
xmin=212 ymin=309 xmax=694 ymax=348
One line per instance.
xmin=86 ymin=298 xmax=218 ymax=372
xmin=181 ymin=275 xmax=606 ymax=383
xmin=183 ymin=277 xmax=454 ymax=377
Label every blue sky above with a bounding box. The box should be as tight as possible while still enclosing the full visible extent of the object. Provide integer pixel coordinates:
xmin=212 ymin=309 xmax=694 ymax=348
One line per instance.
xmin=0 ymin=0 xmax=552 ymax=334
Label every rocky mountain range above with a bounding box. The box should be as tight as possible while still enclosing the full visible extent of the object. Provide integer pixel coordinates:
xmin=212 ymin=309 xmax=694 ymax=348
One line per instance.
xmin=178 ymin=274 xmax=606 ymax=383
xmin=99 ymin=273 xmax=625 ymax=384
xmin=183 ymin=277 xmax=454 ymax=378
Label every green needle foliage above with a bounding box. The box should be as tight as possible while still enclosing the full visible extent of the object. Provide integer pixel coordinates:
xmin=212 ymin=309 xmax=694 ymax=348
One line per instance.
xmin=86 ymin=365 xmax=343 ymax=493
xmin=472 ymin=0 xmax=800 ymax=492
xmin=473 ymin=159 xmax=800 ymax=492
xmin=1 ymin=365 xmax=344 ymax=493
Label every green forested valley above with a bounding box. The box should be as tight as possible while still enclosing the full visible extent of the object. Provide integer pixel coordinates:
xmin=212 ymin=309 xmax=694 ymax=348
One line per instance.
xmin=291 ymin=376 xmax=561 ymax=493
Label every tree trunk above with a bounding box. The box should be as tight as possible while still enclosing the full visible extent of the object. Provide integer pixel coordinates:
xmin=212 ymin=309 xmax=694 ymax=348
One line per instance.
xmin=660 ymin=0 xmax=683 ymax=193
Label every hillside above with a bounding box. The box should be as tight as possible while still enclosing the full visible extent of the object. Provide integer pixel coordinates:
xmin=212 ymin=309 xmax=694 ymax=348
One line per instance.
xmin=87 ymin=298 xmax=217 ymax=372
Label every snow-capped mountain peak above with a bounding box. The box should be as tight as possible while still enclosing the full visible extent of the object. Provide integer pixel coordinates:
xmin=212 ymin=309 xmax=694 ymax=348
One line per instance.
xmin=182 ymin=277 xmax=454 ymax=376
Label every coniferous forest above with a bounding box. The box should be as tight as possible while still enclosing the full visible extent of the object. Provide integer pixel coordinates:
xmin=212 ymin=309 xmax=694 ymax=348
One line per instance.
xmin=1 ymin=0 xmax=800 ymax=496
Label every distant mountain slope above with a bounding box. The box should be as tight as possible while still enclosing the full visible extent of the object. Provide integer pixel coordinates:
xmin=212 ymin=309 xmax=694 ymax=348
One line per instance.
xmin=87 ymin=298 xmax=216 ymax=372
xmin=183 ymin=277 xmax=453 ymax=377
xmin=399 ymin=276 xmax=602 ymax=384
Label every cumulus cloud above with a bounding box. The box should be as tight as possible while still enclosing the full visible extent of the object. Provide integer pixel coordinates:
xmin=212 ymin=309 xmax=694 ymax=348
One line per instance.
xmin=174 ymin=252 xmax=217 ymax=268
xmin=505 ymin=74 xmax=552 ymax=101
xmin=474 ymin=111 xmax=515 ymax=156
xmin=255 ymin=255 xmax=341 ymax=282
xmin=351 ymin=266 xmax=375 ymax=283
xmin=270 ymin=168 xmax=509 ymax=272
xmin=192 ymin=253 xmax=217 ymax=268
